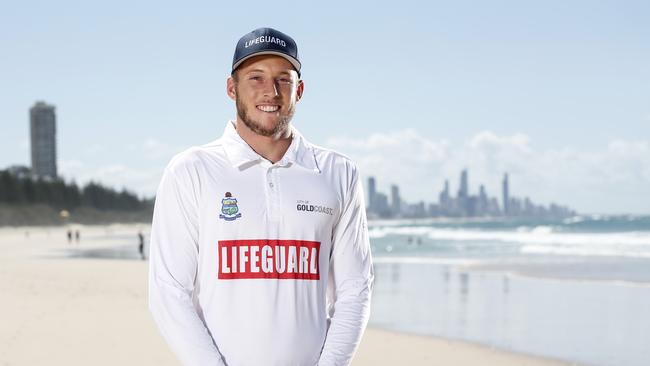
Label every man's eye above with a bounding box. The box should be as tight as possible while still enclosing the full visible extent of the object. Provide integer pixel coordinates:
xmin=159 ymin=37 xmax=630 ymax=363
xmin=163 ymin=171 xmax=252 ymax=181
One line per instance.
xmin=278 ymin=78 xmax=291 ymax=84
xmin=250 ymin=76 xmax=262 ymax=81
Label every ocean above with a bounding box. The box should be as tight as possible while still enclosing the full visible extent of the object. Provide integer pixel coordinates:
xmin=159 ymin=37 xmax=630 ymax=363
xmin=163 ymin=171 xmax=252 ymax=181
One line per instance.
xmin=368 ymin=215 xmax=650 ymax=366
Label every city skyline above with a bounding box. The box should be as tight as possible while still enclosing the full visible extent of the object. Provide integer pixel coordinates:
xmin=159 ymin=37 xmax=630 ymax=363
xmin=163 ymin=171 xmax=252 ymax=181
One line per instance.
xmin=366 ymin=169 xmax=575 ymax=219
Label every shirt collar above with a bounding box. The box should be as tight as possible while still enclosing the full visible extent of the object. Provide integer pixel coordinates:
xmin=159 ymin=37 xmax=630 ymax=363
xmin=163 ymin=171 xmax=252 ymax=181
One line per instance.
xmin=221 ymin=120 xmax=320 ymax=173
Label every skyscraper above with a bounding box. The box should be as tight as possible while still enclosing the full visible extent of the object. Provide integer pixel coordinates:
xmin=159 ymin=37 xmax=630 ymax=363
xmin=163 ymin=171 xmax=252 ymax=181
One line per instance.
xmin=30 ymin=101 xmax=57 ymax=179
xmin=439 ymin=179 xmax=451 ymax=213
xmin=478 ymin=184 xmax=488 ymax=215
xmin=502 ymin=173 xmax=510 ymax=216
xmin=458 ymin=169 xmax=469 ymax=216
xmin=390 ymin=184 xmax=401 ymax=216
xmin=458 ymin=169 xmax=468 ymax=199
xmin=367 ymin=177 xmax=376 ymax=212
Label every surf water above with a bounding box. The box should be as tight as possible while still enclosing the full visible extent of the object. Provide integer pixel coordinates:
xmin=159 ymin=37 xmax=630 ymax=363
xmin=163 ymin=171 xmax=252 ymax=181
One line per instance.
xmin=368 ymin=215 xmax=650 ymax=366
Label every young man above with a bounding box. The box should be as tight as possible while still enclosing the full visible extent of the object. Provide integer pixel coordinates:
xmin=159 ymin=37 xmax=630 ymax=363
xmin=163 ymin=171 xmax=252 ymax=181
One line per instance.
xmin=149 ymin=27 xmax=374 ymax=366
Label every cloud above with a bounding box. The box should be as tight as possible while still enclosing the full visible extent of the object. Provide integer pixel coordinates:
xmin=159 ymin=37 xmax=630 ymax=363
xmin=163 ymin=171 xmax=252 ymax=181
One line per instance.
xmin=122 ymin=137 xmax=186 ymax=160
xmin=141 ymin=137 xmax=184 ymax=160
xmin=58 ymin=137 xmax=187 ymax=197
xmin=325 ymin=130 xmax=650 ymax=214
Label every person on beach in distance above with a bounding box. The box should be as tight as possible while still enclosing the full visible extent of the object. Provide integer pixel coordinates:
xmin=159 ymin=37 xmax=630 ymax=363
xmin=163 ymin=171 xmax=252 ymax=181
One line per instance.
xmin=138 ymin=231 xmax=145 ymax=260
xmin=148 ymin=28 xmax=374 ymax=366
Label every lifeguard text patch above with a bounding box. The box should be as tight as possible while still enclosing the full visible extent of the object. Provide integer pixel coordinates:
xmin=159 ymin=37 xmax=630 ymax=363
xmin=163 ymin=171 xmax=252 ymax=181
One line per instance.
xmin=218 ymin=239 xmax=320 ymax=280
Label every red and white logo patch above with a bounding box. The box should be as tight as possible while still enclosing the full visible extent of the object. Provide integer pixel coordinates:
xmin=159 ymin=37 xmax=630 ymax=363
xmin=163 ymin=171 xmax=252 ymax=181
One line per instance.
xmin=218 ymin=239 xmax=321 ymax=280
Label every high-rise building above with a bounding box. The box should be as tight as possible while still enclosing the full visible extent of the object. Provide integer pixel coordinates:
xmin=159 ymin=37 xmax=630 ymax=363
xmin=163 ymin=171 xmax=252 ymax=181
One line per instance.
xmin=30 ymin=101 xmax=57 ymax=179
xmin=458 ymin=169 xmax=469 ymax=216
xmin=374 ymin=192 xmax=390 ymax=217
xmin=502 ymin=173 xmax=510 ymax=216
xmin=367 ymin=177 xmax=376 ymax=211
xmin=390 ymin=184 xmax=401 ymax=216
xmin=439 ymin=179 xmax=451 ymax=214
xmin=478 ymin=184 xmax=488 ymax=215
xmin=458 ymin=169 xmax=468 ymax=199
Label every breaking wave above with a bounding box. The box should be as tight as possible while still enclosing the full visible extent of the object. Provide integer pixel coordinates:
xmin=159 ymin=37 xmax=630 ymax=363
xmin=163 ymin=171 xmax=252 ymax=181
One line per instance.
xmin=368 ymin=225 xmax=650 ymax=246
xmin=368 ymin=219 xmax=650 ymax=258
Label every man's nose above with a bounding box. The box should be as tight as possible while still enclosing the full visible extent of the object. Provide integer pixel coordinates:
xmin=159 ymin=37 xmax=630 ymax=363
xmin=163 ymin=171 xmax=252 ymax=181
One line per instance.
xmin=262 ymin=80 xmax=279 ymax=97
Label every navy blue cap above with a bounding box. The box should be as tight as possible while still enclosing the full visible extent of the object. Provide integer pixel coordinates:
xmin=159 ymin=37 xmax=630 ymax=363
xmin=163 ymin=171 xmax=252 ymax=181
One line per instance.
xmin=232 ymin=27 xmax=301 ymax=77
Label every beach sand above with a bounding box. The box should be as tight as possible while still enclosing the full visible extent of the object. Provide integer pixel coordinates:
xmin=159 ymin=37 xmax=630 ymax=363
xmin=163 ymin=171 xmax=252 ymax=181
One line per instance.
xmin=0 ymin=225 xmax=568 ymax=365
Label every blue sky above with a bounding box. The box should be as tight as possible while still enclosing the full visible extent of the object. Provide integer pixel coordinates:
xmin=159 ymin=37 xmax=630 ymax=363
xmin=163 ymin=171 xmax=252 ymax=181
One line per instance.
xmin=1 ymin=0 xmax=649 ymax=214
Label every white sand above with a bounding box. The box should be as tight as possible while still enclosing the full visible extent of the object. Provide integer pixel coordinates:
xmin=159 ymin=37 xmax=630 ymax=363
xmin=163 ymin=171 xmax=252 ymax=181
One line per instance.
xmin=0 ymin=225 xmax=569 ymax=365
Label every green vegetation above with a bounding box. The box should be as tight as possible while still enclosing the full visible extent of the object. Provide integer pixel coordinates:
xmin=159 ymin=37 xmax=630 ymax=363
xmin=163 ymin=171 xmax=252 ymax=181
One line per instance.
xmin=0 ymin=170 xmax=153 ymax=226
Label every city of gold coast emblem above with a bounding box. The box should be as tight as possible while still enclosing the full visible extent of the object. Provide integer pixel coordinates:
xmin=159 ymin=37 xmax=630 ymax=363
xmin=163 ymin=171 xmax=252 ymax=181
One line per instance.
xmin=219 ymin=192 xmax=242 ymax=221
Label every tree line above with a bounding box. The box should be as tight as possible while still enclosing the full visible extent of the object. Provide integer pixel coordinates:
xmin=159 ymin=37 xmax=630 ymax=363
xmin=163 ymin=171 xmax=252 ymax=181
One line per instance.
xmin=0 ymin=170 xmax=153 ymax=211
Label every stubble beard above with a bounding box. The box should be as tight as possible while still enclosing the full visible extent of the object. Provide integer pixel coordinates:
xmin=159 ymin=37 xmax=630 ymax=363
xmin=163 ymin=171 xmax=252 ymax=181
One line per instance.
xmin=235 ymin=92 xmax=295 ymax=138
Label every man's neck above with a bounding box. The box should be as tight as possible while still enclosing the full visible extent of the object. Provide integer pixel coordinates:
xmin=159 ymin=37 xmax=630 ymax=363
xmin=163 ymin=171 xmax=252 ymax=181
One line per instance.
xmin=233 ymin=119 xmax=293 ymax=164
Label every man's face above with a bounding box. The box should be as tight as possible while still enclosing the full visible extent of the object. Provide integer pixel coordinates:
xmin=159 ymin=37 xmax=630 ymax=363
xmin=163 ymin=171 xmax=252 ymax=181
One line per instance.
xmin=227 ymin=55 xmax=304 ymax=137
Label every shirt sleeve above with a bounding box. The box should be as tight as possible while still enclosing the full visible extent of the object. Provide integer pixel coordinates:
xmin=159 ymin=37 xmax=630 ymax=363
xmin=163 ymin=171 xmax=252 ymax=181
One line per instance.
xmin=318 ymin=164 xmax=374 ymax=366
xmin=148 ymin=163 xmax=227 ymax=366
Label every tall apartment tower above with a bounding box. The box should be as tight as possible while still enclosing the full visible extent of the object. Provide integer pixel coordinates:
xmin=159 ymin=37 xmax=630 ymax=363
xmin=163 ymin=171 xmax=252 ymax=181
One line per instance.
xmin=457 ymin=169 xmax=469 ymax=215
xmin=367 ymin=177 xmax=377 ymax=211
xmin=502 ymin=173 xmax=510 ymax=216
xmin=458 ymin=169 xmax=468 ymax=199
xmin=439 ymin=179 xmax=450 ymax=212
xmin=30 ymin=101 xmax=57 ymax=179
xmin=390 ymin=184 xmax=401 ymax=216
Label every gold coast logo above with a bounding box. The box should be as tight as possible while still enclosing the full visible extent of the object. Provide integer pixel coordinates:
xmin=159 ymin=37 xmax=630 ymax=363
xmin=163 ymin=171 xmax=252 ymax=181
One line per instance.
xmin=296 ymin=199 xmax=334 ymax=216
xmin=219 ymin=192 xmax=242 ymax=221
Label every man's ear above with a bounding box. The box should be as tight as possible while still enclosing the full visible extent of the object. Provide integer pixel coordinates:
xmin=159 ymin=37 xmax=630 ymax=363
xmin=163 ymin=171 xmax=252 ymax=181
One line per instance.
xmin=227 ymin=76 xmax=237 ymax=101
xmin=295 ymin=80 xmax=304 ymax=102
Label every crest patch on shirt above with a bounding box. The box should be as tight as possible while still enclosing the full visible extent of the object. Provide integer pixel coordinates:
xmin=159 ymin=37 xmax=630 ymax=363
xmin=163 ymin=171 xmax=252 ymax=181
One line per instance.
xmin=219 ymin=192 xmax=242 ymax=221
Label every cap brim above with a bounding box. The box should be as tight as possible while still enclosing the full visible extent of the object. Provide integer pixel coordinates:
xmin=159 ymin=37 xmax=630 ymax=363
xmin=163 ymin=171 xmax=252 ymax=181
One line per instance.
xmin=232 ymin=51 xmax=301 ymax=76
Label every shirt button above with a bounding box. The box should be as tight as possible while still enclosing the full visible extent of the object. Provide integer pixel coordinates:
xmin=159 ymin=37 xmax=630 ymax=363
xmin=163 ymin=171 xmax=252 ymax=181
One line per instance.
xmin=269 ymin=182 xmax=274 ymax=188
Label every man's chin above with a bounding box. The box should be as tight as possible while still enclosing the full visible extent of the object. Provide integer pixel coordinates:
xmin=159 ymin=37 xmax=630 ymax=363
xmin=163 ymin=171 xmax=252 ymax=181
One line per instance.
xmin=242 ymin=116 xmax=289 ymax=137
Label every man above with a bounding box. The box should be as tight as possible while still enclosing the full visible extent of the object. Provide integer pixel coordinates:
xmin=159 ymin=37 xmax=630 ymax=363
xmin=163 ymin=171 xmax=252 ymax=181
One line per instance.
xmin=149 ymin=27 xmax=374 ymax=366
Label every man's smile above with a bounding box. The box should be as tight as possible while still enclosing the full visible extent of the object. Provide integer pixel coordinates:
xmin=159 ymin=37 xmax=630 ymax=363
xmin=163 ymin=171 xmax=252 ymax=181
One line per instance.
xmin=256 ymin=105 xmax=280 ymax=113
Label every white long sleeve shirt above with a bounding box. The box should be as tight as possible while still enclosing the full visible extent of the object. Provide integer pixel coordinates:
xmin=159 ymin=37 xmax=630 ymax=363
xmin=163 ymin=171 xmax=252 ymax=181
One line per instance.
xmin=149 ymin=121 xmax=374 ymax=366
